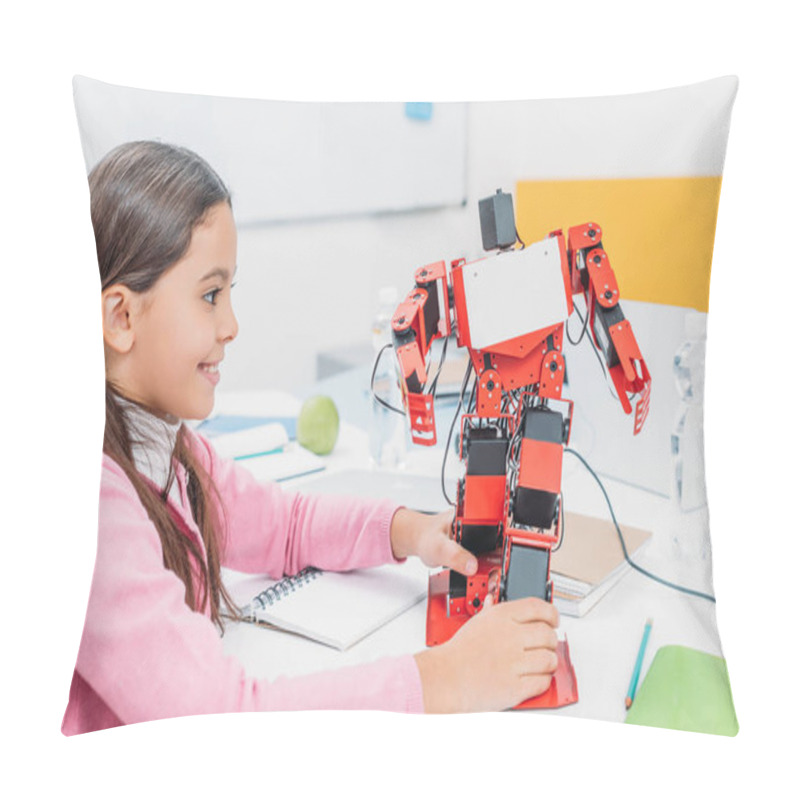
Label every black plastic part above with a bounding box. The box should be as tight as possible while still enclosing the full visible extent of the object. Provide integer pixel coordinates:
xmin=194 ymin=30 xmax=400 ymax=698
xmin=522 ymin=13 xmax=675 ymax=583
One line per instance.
xmin=592 ymin=304 xmax=625 ymax=368
xmin=504 ymin=544 xmax=550 ymax=602
xmin=461 ymin=524 xmax=501 ymax=555
xmin=391 ymin=326 xmax=415 ymax=349
xmin=405 ymin=372 xmax=423 ymax=394
xmin=523 ymin=407 xmax=564 ymax=444
xmin=449 ymin=569 xmax=467 ymax=598
xmin=513 ymin=487 xmax=558 ymax=529
xmin=414 ymin=280 xmax=440 ymax=347
xmin=389 ymin=327 xmax=422 ymax=393
xmin=479 ymin=190 xmax=516 ymax=251
xmin=466 ymin=438 xmax=509 ymax=476
xmin=467 ymin=425 xmax=502 ymax=442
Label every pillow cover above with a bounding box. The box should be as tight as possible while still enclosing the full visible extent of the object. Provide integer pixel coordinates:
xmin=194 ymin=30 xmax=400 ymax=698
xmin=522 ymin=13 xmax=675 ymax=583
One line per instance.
xmin=66 ymin=75 xmax=738 ymax=736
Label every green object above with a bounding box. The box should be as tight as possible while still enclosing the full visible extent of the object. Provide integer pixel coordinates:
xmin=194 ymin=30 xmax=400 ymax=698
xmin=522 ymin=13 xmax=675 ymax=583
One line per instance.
xmin=296 ymin=395 xmax=340 ymax=455
xmin=625 ymin=645 xmax=738 ymax=736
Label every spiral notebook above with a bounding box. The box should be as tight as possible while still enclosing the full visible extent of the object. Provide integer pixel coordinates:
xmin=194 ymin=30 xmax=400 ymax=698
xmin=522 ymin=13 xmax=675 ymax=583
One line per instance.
xmin=223 ymin=559 xmax=430 ymax=650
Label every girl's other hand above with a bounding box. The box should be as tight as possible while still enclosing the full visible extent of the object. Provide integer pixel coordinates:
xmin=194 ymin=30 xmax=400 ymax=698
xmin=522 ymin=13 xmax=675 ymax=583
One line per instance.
xmin=390 ymin=508 xmax=477 ymax=577
xmin=414 ymin=595 xmax=560 ymax=713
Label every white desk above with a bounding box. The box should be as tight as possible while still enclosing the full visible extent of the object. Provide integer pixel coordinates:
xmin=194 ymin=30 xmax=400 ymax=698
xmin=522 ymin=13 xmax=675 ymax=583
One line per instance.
xmin=216 ymin=391 xmax=722 ymax=723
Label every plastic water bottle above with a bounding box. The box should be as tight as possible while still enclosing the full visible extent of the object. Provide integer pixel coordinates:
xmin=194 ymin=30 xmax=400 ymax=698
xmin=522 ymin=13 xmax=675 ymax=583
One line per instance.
xmin=670 ymin=311 xmax=708 ymax=514
xmin=369 ymin=286 xmax=406 ymax=468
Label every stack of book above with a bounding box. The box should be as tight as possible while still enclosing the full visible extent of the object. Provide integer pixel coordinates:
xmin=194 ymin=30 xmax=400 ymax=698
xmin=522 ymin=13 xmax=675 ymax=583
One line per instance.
xmin=195 ymin=412 xmax=325 ymax=482
xmin=551 ymin=511 xmax=652 ymax=617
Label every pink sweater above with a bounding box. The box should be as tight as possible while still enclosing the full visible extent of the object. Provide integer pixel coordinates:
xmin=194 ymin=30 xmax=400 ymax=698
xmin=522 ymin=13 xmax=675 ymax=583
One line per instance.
xmin=62 ymin=428 xmax=425 ymax=735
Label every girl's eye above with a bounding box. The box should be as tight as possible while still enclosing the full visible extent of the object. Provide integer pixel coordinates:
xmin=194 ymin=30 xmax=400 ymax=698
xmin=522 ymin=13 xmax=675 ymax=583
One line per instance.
xmin=203 ymin=282 xmax=235 ymax=306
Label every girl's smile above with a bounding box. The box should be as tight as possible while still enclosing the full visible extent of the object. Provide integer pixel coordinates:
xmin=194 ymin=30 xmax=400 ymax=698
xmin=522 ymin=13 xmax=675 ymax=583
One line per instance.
xmin=199 ymin=361 xmax=222 ymax=386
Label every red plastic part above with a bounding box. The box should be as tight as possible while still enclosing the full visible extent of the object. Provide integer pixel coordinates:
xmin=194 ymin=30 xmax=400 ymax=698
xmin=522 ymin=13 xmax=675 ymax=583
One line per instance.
xmin=605 ymin=318 xmax=652 ymax=434
xmin=393 ymin=286 xmax=430 ymax=354
xmin=475 ymin=369 xmax=503 ymax=416
xmin=538 ymin=349 xmax=566 ymax=400
xmin=514 ymin=639 xmax=578 ymax=710
xmin=567 ymin=221 xmax=603 ymax=252
xmin=463 ymin=474 xmax=506 ymax=521
xmin=406 ymin=392 xmax=436 ymax=445
xmin=396 ymin=341 xmax=426 ymax=395
xmin=585 ymin=247 xmax=620 ymax=309
xmin=518 ymin=439 xmax=563 ymax=495
xmin=450 ymin=260 xmax=471 ymax=348
xmin=415 ymin=260 xmax=450 ymax=338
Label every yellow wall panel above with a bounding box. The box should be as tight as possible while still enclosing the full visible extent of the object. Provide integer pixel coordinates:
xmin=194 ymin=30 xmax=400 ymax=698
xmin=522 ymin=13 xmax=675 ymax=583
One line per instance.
xmin=516 ymin=177 xmax=723 ymax=312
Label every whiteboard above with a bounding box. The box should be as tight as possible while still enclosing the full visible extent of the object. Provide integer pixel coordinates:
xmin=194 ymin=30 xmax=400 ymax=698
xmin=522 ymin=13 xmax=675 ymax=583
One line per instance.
xmin=73 ymin=76 xmax=467 ymax=225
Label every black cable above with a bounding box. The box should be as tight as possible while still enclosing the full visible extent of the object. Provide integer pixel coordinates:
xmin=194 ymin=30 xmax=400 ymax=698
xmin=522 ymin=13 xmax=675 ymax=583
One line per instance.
xmin=566 ymin=298 xmax=590 ymax=346
xmin=427 ymin=335 xmax=449 ymax=396
xmin=565 ymin=447 xmax=716 ymax=603
xmin=551 ymin=492 xmax=565 ymax=553
xmin=466 ymin=370 xmax=477 ymax=414
xmin=571 ymin=304 xmax=619 ymax=401
xmin=370 ymin=343 xmax=405 ymax=415
xmin=440 ymin=361 xmax=474 ymax=507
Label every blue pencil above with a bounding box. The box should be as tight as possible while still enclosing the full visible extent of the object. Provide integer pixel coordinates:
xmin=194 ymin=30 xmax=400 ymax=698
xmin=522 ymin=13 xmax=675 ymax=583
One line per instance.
xmin=625 ymin=617 xmax=653 ymax=709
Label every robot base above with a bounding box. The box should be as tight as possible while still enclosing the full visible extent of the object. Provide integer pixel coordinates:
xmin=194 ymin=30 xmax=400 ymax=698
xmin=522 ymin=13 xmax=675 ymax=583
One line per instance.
xmin=425 ymin=568 xmax=579 ymax=710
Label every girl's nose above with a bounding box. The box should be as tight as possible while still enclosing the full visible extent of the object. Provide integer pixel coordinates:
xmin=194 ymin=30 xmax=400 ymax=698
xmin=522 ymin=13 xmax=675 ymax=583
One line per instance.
xmin=220 ymin=301 xmax=239 ymax=343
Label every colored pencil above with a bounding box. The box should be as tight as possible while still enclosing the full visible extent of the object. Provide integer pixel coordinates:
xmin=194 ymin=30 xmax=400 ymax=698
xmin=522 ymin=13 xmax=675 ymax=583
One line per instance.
xmin=625 ymin=617 xmax=653 ymax=709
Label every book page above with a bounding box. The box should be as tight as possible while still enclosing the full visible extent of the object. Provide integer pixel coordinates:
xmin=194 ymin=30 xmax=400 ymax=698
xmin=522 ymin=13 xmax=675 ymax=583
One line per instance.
xmin=223 ymin=559 xmax=430 ymax=650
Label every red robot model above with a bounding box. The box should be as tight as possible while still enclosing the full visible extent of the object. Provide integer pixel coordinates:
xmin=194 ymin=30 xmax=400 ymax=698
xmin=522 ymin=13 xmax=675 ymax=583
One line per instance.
xmin=387 ymin=190 xmax=652 ymax=709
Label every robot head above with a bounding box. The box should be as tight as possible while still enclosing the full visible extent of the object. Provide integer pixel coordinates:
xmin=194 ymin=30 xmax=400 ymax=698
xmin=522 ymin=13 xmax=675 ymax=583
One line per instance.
xmin=478 ymin=189 xmax=517 ymax=251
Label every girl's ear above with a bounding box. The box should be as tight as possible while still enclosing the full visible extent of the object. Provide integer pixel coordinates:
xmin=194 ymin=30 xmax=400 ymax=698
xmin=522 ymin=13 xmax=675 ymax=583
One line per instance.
xmin=102 ymin=285 xmax=138 ymax=354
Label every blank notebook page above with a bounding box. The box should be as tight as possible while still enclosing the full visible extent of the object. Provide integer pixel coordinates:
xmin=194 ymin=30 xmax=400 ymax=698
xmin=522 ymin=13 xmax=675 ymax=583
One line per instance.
xmin=226 ymin=559 xmax=430 ymax=650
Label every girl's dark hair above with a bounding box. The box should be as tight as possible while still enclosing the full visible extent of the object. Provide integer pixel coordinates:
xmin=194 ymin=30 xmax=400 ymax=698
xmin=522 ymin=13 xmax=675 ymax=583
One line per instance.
xmin=90 ymin=140 xmax=238 ymax=630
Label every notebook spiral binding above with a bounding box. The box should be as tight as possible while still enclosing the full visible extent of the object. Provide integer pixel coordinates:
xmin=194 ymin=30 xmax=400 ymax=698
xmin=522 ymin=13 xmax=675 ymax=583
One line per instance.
xmin=250 ymin=567 xmax=321 ymax=611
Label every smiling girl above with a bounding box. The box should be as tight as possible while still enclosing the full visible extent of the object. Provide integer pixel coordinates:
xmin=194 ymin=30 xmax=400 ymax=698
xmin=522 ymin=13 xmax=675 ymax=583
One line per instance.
xmin=62 ymin=141 xmax=559 ymax=734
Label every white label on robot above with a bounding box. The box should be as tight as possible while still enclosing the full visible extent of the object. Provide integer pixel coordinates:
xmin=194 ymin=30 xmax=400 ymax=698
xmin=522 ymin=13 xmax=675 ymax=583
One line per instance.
xmin=461 ymin=238 xmax=569 ymax=350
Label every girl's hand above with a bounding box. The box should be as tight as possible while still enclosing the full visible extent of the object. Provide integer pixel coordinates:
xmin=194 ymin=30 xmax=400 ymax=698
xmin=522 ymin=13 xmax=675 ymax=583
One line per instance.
xmin=390 ymin=508 xmax=477 ymax=577
xmin=414 ymin=595 xmax=560 ymax=713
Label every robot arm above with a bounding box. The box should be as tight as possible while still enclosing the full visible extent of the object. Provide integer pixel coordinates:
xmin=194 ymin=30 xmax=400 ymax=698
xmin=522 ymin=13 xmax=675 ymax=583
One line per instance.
xmin=390 ymin=260 xmax=453 ymax=445
xmin=566 ymin=223 xmax=652 ymax=434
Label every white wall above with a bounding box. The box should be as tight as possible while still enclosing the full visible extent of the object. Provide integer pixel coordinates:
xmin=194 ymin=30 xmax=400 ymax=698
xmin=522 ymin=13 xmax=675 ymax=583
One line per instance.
xmin=229 ymin=202 xmax=474 ymax=392
xmin=73 ymin=77 xmax=468 ymax=224
xmin=224 ymin=79 xmax=733 ymax=396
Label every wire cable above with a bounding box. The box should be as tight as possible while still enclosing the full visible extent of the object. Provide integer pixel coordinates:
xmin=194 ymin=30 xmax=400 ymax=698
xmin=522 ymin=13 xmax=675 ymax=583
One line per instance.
xmin=370 ymin=343 xmax=405 ymax=415
xmin=426 ymin=334 xmax=449 ymax=396
xmin=551 ymin=492 xmax=565 ymax=553
xmin=566 ymin=298 xmax=590 ymax=346
xmin=571 ymin=304 xmax=620 ymax=401
xmin=565 ymin=447 xmax=716 ymax=603
xmin=440 ymin=361 xmax=474 ymax=506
